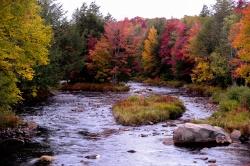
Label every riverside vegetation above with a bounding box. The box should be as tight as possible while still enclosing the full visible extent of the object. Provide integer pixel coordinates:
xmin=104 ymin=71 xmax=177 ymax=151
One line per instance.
xmin=112 ymin=95 xmax=185 ymax=126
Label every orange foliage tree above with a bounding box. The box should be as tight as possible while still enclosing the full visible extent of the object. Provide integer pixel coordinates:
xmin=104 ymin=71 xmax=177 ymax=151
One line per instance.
xmin=231 ymin=5 xmax=250 ymax=85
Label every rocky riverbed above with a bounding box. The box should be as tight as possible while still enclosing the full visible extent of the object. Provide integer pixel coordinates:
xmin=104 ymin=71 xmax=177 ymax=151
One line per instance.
xmin=2 ymin=82 xmax=250 ymax=166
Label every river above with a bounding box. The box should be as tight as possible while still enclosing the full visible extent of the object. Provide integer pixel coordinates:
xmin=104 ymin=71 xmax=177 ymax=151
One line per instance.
xmin=10 ymin=83 xmax=250 ymax=165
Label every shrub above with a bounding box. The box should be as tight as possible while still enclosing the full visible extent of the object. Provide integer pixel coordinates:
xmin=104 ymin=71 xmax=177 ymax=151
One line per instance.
xmin=0 ymin=109 xmax=21 ymax=128
xmin=112 ymin=95 xmax=185 ymax=126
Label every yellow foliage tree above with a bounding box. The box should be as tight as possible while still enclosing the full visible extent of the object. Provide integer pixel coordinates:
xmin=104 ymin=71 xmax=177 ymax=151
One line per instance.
xmin=142 ymin=27 xmax=158 ymax=77
xmin=231 ymin=5 xmax=250 ymax=85
xmin=191 ymin=57 xmax=214 ymax=84
xmin=0 ymin=0 xmax=52 ymax=108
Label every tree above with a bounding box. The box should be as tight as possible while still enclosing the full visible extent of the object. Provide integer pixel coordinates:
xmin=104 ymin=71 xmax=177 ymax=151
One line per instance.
xmin=19 ymin=0 xmax=66 ymax=101
xmin=104 ymin=19 xmax=143 ymax=82
xmin=142 ymin=27 xmax=159 ymax=77
xmin=87 ymin=36 xmax=112 ymax=82
xmin=200 ymin=5 xmax=211 ymax=17
xmin=231 ymin=5 xmax=250 ymax=85
xmin=0 ymin=0 xmax=52 ymax=108
xmin=191 ymin=58 xmax=214 ymax=84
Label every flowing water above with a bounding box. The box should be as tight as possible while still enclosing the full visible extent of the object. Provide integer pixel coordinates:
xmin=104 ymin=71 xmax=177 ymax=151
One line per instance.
xmin=11 ymin=83 xmax=250 ymax=165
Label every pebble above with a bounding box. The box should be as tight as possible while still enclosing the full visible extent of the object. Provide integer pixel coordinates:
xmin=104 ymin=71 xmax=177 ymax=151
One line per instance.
xmin=140 ymin=134 xmax=148 ymax=137
xmin=85 ymin=154 xmax=100 ymax=159
xmin=208 ymin=159 xmax=216 ymax=163
xmin=127 ymin=150 xmax=136 ymax=153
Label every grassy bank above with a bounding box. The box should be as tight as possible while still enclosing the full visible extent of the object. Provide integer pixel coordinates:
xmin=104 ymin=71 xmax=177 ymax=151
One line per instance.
xmin=203 ymin=86 xmax=250 ymax=135
xmin=184 ymin=84 xmax=223 ymax=97
xmin=143 ymin=78 xmax=223 ymax=97
xmin=143 ymin=78 xmax=184 ymax=88
xmin=112 ymin=95 xmax=185 ymax=126
xmin=61 ymin=82 xmax=129 ymax=92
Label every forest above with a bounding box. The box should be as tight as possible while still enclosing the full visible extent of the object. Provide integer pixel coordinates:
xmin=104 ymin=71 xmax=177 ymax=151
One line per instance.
xmin=0 ymin=0 xmax=250 ymax=165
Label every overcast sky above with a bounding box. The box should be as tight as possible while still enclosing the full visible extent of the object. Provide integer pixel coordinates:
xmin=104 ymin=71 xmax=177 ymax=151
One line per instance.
xmin=59 ymin=0 xmax=216 ymax=20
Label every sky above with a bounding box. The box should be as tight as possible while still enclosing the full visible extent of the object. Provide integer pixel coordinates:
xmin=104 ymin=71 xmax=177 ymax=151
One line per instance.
xmin=59 ymin=0 xmax=216 ymax=20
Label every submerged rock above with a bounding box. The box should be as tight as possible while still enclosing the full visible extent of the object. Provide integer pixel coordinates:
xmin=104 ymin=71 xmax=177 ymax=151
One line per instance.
xmin=85 ymin=154 xmax=100 ymax=159
xmin=173 ymin=123 xmax=232 ymax=146
xmin=127 ymin=150 xmax=136 ymax=153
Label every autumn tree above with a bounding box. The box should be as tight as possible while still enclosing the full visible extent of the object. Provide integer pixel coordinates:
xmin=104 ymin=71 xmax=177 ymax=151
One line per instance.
xmin=0 ymin=0 xmax=52 ymax=108
xmin=231 ymin=5 xmax=250 ymax=85
xmin=105 ymin=19 xmax=143 ymax=82
xmin=142 ymin=27 xmax=159 ymax=77
xmin=87 ymin=36 xmax=112 ymax=82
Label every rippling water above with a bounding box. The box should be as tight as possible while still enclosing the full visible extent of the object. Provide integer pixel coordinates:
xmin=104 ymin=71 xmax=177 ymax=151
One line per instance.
xmin=14 ymin=83 xmax=250 ymax=166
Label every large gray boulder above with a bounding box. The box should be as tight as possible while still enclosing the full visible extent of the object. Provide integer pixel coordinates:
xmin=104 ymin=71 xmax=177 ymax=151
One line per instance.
xmin=173 ymin=123 xmax=232 ymax=146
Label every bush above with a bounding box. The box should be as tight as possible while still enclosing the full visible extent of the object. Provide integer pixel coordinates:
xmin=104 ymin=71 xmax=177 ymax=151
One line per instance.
xmin=112 ymin=95 xmax=185 ymax=126
xmin=0 ymin=109 xmax=21 ymax=128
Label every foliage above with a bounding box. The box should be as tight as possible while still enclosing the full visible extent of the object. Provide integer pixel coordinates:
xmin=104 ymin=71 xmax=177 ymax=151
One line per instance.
xmin=142 ymin=27 xmax=159 ymax=77
xmin=112 ymin=95 xmax=185 ymax=126
xmin=191 ymin=58 xmax=214 ymax=84
xmin=0 ymin=0 xmax=52 ymax=108
xmin=231 ymin=5 xmax=250 ymax=85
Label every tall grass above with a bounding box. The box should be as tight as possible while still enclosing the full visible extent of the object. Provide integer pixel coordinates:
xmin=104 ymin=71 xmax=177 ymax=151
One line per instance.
xmin=112 ymin=95 xmax=185 ymax=126
xmin=207 ymin=86 xmax=250 ymax=134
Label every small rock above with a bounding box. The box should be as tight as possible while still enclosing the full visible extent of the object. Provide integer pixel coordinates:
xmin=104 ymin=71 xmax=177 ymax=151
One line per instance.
xmin=148 ymin=121 xmax=154 ymax=125
xmin=85 ymin=154 xmax=100 ymax=159
xmin=162 ymin=124 xmax=168 ymax=127
xmin=239 ymin=135 xmax=249 ymax=143
xmin=230 ymin=130 xmax=241 ymax=142
xmin=193 ymin=161 xmax=197 ymax=163
xmin=195 ymin=157 xmax=208 ymax=160
xmin=140 ymin=134 xmax=148 ymax=137
xmin=152 ymin=132 xmax=160 ymax=136
xmin=127 ymin=150 xmax=136 ymax=153
xmin=208 ymin=159 xmax=216 ymax=163
xmin=38 ymin=155 xmax=55 ymax=163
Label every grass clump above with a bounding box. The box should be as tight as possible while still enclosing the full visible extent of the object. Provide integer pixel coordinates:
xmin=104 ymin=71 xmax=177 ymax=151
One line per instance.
xmin=206 ymin=86 xmax=250 ymax=134
xmin=61 ymin=82 xmax=129 ymax=92
xmin=0 ymin=109 xmax=21 ymax=129
xmin=144 ymin=78 xmax=184 ymax=88
xmin=112 ymin=95 xmax=185 ymax=126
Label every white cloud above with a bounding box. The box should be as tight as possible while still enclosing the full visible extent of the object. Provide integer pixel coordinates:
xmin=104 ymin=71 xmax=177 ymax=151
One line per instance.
xmin=59 ymin=0 xmax=216 ymax=20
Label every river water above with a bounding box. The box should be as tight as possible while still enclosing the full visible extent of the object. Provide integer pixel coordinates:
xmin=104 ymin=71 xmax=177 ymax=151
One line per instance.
xmin=15 ymin=83 xmax=250 ymax=166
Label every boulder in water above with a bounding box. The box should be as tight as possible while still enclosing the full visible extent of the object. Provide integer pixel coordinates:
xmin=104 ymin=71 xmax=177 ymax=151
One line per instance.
xmin=173 ymin=123 xmax=232 ymax=146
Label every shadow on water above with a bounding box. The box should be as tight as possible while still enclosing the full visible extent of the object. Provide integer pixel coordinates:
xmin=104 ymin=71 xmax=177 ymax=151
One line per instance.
xmin=3 ymin=82 xmax=250 ymax=166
